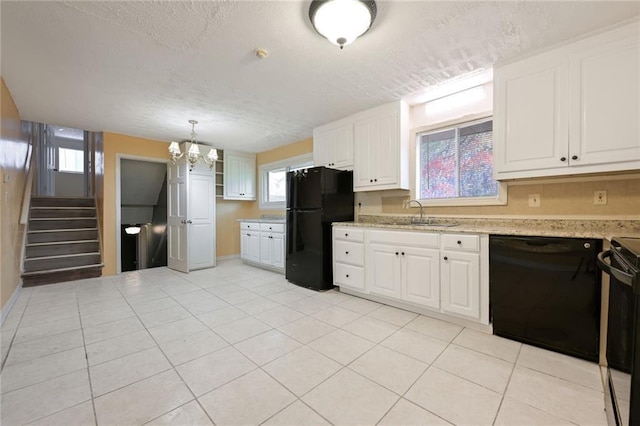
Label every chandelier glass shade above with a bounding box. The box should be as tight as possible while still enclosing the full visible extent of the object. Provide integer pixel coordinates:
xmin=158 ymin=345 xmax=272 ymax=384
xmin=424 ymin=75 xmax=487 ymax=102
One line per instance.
xmin=309 ymin=0 xmax=377 ymax=49
xmin=168 ymin=120 xmax=218 ymax=171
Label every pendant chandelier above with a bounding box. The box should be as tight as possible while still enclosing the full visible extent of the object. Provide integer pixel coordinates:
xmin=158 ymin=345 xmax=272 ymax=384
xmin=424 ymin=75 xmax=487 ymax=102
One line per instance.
xmin=309 ymin=0 xmax=377 ymax=49
xmin=168 ymin=120 xmax=218 ymax=171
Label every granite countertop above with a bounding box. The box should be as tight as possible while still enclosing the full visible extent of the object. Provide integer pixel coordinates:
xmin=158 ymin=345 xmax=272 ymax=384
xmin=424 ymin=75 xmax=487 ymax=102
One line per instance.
xmin=237 ymin=217 xmax=285 ymax=224
xmin=334 ymin=215 xmax=640 ymax=240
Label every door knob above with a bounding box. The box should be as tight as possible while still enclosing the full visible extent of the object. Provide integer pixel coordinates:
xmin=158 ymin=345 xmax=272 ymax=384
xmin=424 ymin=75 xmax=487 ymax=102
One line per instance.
xmin=572 ymin=155 xmax=578 ymax=160
xmin=560 ymin=157 xmax=567 ymax=162
xmin=180 ymin=220 xmax=186 ymax=224
xmin=186 ymin=220 xmax=193 ymax=224
xmin=444 ymin=256 xmax=448 ymax=260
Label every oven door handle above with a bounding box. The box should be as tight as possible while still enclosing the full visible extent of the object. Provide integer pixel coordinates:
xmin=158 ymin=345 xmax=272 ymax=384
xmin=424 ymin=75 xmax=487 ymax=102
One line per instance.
xmin=597 ymin=250 xmax=634 ymax=287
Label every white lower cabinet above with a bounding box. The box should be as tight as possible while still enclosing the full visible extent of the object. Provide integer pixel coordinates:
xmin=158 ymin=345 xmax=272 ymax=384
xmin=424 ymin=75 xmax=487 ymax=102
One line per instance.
xmin=368 ymin=243 xmax=402 ymax=298
xmin=402 ymin=247 xmax=441 ymax=310
xmin=261 ymin=232 xmax=284 ymax=269
xmin=441 ymin=250 xmax=480 ymax=320
xmin=333 ymin=227 xmax=365 ymax=291
xmin=240 ymin=221 xmax=285 ymax=272
xmin=240 ymin=230 xmax=260 ymax=264
xmin=333 ymin=226 xmax=489 ymax=325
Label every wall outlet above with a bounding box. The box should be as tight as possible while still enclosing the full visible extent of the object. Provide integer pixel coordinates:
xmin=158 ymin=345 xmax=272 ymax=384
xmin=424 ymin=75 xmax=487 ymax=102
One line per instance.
xmin=594 ymin=190 xmax=607 ymax=205
xmin=528 ymin=193 xmax=541 ymax=207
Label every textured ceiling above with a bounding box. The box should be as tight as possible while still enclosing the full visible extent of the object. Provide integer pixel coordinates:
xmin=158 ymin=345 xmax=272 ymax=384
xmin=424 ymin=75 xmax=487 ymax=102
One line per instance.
xmin=2 ymin=1 xmax=638 ymax=153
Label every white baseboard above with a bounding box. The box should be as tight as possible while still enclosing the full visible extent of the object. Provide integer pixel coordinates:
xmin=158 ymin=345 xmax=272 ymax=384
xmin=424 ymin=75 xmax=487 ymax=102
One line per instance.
xmin=217 ymin=254 xmax=241 ymax=262
xmin=0 ymin=281 xmax=23 ymax=326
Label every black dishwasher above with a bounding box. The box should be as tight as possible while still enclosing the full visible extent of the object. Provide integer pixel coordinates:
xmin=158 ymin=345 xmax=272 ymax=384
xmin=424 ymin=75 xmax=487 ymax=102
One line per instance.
xmin=490 ymin=235 xmax=602 ymax=362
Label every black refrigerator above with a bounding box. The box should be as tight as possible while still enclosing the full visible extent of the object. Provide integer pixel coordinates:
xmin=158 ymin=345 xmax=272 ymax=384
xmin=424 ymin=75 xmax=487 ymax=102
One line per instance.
xmin=286 ymin=166 xmax=354 ymax=291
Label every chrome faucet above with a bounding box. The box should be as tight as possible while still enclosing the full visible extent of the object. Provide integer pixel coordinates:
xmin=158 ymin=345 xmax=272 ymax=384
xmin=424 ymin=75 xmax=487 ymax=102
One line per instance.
xmin=406 ymin=199 xmax=425 ymax=224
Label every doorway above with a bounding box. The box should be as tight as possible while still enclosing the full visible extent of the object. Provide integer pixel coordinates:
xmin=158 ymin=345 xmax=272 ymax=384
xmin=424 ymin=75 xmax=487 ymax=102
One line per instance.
xmin=34 ymin=123 xmax=92 ymax=197
xmin=117 ymin=156 xmax=168 ymax=273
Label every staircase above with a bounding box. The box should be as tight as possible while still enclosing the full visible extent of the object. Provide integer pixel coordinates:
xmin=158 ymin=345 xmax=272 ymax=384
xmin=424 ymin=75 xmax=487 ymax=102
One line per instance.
xmin=22 ymin=197 xmax=103 ymax=287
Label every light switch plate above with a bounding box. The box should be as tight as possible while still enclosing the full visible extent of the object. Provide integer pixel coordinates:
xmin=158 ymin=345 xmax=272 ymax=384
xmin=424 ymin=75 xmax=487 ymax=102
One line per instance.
xmin=528 ymin=194 xmax=541 ymax=207
xmin=594 ymin=190 xmax=607 ymax=205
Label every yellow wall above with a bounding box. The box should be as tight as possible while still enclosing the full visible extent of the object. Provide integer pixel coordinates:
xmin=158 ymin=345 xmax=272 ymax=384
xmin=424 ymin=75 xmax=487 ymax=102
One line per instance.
xmin=363 ymin=174 xmax=640 ymax=218
xmin=101 ymin=132 xmax=253 ymax=273
xmin=102 ymin=133 xmax=170 ymax=275
xmin=0 ymin=78 xmax=31 ymax=311
xmin=216 ymin=138 xmax=314 ymax=258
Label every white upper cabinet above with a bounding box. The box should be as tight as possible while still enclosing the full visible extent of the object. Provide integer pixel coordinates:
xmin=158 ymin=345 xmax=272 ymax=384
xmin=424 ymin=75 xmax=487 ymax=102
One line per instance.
xmin=353 ymin=101 xmax=410 ymax=191
xmin=313 ymin=120 xmax=354 ymax=170
xmin=494 ymin=52 xmax=570 ymax=174
xmin=224 ymin=151 xmax=256 ymax=200
xmin=494 ymin=21 xmax=640 ymax=180
xmin=569 ymin=26 xmax=640 ymax=167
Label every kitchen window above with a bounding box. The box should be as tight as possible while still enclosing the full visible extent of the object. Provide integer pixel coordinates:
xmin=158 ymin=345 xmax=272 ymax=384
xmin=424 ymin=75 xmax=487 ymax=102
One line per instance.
xmin=58 ymin=147 xmax=84 ymax=173
xmin=416 ymin=117 xmax=505 ymax=205
xmin=259 ymin=153 xmax=313 ymax=209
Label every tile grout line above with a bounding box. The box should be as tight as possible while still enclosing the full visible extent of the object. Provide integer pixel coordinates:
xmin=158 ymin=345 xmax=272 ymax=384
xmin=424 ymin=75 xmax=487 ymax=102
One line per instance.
xmin=0 ymin=288 xmax=35 ymax=371
xmin=76 ymin=279 xmax=101 ymax=426
xmin=109 ymin=275 xmax=220 ymax=426
xmin=491 ymin=341 xmax=523 ymax=425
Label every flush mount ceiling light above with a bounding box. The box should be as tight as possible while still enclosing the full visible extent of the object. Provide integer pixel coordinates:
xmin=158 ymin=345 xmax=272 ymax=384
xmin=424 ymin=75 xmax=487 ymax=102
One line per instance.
xmin=168 ymin=120 xmax=218 ymax=172
xmin=309 ymin=0 xmax=377 ymax=49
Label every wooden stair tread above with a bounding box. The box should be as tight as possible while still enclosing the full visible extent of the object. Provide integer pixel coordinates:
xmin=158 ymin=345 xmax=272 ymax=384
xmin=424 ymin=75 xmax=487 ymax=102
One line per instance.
xmin=30 ymin=217 xmax=97 ymax=221
xmin=25 ymin=252 xmax=101 ymax=261
xmin=22 ymin=263 xmax=104 ymax=277
xmin=31 ymin=206 xmax=95 ymax=210
xmin=27 ymin=240 xmax=99 ymax=247
xmin=28 ymin=228 xmax=99 ymax=234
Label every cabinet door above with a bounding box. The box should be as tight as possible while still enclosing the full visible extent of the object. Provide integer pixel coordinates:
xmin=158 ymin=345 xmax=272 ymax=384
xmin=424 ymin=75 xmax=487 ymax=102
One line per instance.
xmin=224 ymin=152 xmax=256 ymax=200
xmin=373 ymin=114 xmax=399 ymax=186
xmin=367 ymin=243 xmax=401 ymax=298
xmin=241 ymin=230 xmax=260 ymax=263
xmin=353 ymin=120 xmax=375 ymax=188
xmin=331 ymin=124 xmax=354 ymax=169
xmin=569 ymin=27 xmax=640 ymax=167
xmin=313 ymin=129 xmax=332 ymax=167
xmin=354 ymin=112 xmax=400 ymax=190
xmin=494 ymin=54 xmax=569 ymax=175
xmin=402 ymin=247 xmax=440 ymax=310
xmin=270 ymin=233 xmax=285 ymax=269
xmin=313 ymin=124 xmax=354 ymax=170
xmin=240 ymin=155 xmax=256 ymax=199
xmin=440 ymin=250 xmax=480 ymax=320
xmin=260 ymin=232 xmax=273 ymax=266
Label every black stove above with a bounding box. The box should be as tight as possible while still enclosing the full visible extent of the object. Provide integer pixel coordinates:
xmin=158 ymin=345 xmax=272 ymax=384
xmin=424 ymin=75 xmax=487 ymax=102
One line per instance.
xmin=598 ymin=237 xmax=640 ymax=426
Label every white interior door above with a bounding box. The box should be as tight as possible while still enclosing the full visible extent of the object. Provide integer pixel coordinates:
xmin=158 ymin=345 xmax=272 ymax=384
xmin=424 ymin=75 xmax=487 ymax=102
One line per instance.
xmin=167 ymin=160 xmax=188 ymax=272
xmin=188 ymin=164 xmax=215 ymax=270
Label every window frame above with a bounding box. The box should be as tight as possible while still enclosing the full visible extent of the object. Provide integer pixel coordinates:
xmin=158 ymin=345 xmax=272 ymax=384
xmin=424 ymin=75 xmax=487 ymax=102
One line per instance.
xmin=57 ymin=147 xmax=85 ymax=174
xmin=411 ymin=112 xmax=507 ymax=206
xmin=258 ymin=153 xmax=313 ymax=209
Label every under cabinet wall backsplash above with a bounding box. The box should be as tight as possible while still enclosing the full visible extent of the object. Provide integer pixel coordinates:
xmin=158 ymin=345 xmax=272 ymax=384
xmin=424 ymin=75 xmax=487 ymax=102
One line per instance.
xmin=357 ymin=174 xmax=640 ymax=218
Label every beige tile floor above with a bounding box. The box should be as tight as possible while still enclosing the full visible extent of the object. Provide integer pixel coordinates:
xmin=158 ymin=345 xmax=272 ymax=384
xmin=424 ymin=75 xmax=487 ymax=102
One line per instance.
xmin=0 ymin=260 xmax=607 ymax=425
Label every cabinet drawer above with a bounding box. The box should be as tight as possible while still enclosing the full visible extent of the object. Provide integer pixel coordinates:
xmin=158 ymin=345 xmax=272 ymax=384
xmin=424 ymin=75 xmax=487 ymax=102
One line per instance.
xmin=334 ymin=263 xmax=365 ymax=291
xmin=369 ymin=230 xmax=439 ymax=248
xmin=240 ymin=222 xmax=260 ymax=230
xmin=441 ymin=234 xmax=479 ymax=252
xmin=334 ymin=227 xmax=364 ymax=242
xmin=334 ymin=240 xmax=364 ymax=266
xmin=260 ymin=223 xmax=285 ymax=233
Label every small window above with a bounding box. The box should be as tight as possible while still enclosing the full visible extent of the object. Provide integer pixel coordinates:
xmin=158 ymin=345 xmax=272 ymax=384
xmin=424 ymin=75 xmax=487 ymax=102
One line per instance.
xmin=418 ymin=118 xmax=503 ymax=203
xmin=259 ymin=154 xmax=313 ymax=209
xmin=58 ymin=147 xmax=84 ymax=173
